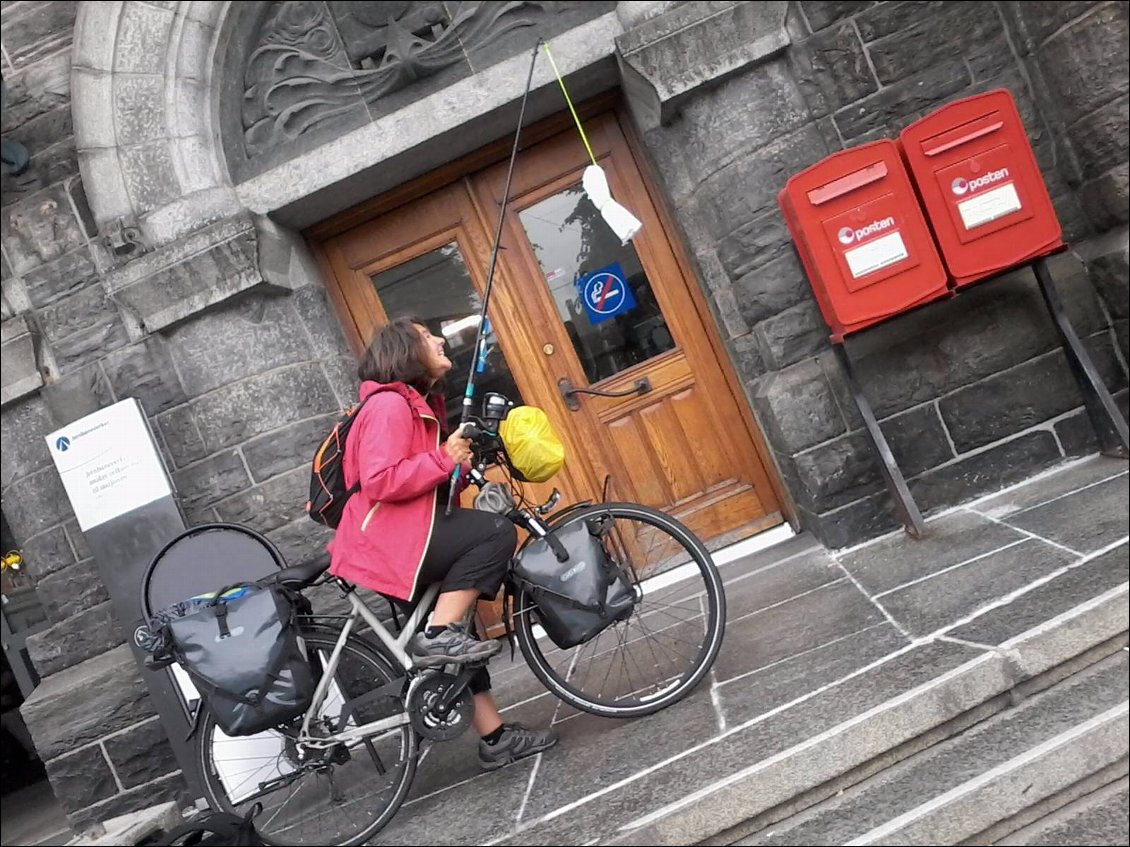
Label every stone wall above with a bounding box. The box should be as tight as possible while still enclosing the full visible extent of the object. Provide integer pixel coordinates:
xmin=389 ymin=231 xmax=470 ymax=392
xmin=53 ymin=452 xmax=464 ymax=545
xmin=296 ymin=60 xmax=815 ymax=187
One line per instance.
xmin=627 ymin=0 xmax=1129 ymax=547
xmin=1 ymin=1 xmax=357 ymax=829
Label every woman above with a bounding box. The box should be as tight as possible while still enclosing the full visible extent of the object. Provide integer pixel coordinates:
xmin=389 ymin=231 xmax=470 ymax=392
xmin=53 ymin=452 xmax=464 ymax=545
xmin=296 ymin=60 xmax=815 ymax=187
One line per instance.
xmin=328 ymin=317 xmax=557 ymax=769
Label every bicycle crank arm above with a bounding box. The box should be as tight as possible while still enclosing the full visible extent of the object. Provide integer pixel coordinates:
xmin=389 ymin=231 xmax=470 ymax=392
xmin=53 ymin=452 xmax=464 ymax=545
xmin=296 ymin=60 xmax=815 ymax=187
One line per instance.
xmin=433 ymin=666 xmax=480 ymax=716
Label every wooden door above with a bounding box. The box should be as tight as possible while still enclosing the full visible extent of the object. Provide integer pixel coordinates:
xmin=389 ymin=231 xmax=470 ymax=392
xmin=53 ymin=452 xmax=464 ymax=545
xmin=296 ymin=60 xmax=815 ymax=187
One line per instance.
xmin=319 ymin=112 xmax=784 ymax=550
xmin=469 ymin=113 xmax=782 ymax=542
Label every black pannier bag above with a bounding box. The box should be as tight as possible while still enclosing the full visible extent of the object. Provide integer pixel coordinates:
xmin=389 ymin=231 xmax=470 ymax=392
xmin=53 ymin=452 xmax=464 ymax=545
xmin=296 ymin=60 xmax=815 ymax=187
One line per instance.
xmin=514 ymin=518 xmax=636 ymax=649
xmin=150 ymin=582 xmax=315 ymax=737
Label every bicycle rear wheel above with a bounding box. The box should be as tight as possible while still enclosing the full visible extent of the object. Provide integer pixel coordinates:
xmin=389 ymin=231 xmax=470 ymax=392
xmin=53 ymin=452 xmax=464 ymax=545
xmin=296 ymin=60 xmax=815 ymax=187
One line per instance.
xmin=514 ymin=503 xmax=726 ymax=718
xmin=195 ymin=627 xmax=417 ymax=846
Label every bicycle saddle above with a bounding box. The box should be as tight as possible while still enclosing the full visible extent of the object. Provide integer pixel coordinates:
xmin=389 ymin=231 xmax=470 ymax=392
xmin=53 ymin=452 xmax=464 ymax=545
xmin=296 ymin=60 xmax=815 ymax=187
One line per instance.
xmin=267 ymin=558 xmax=330 ymax=588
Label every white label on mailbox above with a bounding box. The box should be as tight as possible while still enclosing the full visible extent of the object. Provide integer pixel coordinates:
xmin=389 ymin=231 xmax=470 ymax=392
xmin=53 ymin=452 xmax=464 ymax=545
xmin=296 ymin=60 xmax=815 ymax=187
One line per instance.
xmin=958 ymin=181 xmax=1022 ymax=230
xmin=844 ymin=231 xmax=909 ymax=279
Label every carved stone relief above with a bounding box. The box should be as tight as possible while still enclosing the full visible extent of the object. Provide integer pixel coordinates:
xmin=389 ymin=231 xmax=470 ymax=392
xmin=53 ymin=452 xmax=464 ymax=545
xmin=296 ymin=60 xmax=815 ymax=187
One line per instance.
xmin=230 ymin=1 xmax=612 ymax=175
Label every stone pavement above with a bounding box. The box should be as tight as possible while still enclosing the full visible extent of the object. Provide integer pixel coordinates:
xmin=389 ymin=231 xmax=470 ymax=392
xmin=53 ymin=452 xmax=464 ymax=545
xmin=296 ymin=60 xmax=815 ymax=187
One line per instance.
xmin=369 ymin=454 xmax=1129 ymax=846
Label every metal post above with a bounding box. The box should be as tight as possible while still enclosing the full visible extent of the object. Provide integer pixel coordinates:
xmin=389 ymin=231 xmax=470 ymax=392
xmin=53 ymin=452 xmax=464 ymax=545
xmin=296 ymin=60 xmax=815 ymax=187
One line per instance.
xmin=832 ymin=343 xmax=927 ymax=538
xmin=1032 ymin=257 xmax=1129 ymax=459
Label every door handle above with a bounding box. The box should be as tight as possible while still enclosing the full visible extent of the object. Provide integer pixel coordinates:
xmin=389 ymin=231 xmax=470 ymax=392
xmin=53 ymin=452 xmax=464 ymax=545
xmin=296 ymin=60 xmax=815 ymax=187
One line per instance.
xmin=558 ymin=376 xmax=652 ymax=411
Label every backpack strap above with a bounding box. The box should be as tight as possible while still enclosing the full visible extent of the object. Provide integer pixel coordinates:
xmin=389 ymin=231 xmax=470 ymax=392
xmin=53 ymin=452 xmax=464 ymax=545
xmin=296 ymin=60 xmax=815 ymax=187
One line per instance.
xmin=157 ymin=812 xmax=246 ymax=846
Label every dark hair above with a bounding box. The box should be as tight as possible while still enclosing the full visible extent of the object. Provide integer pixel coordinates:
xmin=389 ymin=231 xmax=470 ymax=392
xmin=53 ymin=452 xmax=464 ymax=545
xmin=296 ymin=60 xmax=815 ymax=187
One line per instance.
xmin=357 ymin=316 xmax=433 ymax=393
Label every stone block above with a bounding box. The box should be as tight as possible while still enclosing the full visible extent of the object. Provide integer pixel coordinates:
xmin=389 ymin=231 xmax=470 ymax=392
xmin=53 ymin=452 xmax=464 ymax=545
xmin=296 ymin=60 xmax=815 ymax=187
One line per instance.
xmin=693 ymin=123 xmax=829 ymax=237
xmin=322 ymin=354 xmax=361 ymax=408
xmin=798 ymin=1 xmax=872 ymax=33
xmin=35 ymin=557 xmax=109 ymax=622
xmin=40 ymin=361 xmax=115 ymax=426
xmin=1 ymin=184 xmax=87 ymax=274
xmin=909 ymin=430 xmax=1065 ymax=512
xmin=241 ymin=414 xmax=337 ymax=483
xmin=171 ymin=450 xmax=251 ymax=514
xmin=22 ymin=247 xmax=99 ymax=308
xmin=854 ymin=1 xmax=944 ymax=41
xmin=118 ymin=141 xmax=180 ymax=215
xmin=792 ymin=432 xmax=884 ymax=511
xmin=165 ymin=295 xmax=315 ymax=397
xmin=101 ymin=338 xmax=187 ymax=416
xmin=0 ymin=391 xmax=55 ymax=488
xmin=716 ymin=207 xmax=795 ymax=281
xmin=103 ymin=718 xmax=179 ymax=790
xmin=154 ymin=405 xmax=208 ymax=468
xmin=4 ymin=103 xmax=73 ymax=158
xmin=266 ymin=518 xmax=333 ymax=568
xmin=939 ymin=337 xmax=1128 ymax=454
xmin=26 ymin=601 xmax=125 ymax=678
xmin=1079 ymin=164 xmax=1130 ymax=231
xmin=36 ymin=284 xmax=130 ymax=371
xmin=44 ymin=745 xmax=117 ymax=813
xmin=1083 ymin=229 xmax=1129 ymax=320
xmin=1055 ymin=388 xmax=1130 ymax=456
xmin=17 ymin=523 xmax=76 ymax=580
xmin=1065 ymin=94 xmax=1128 ymax=181
xmin=289 ymin=284 xmax=352 ymax=361
xmin=753 ymin=298 xmax=828 ymax=370
xmin=1 ymin=0 xmax=78 ymax=68
xmin=1016 ymin=1 xmax=1100 ymax=43
xmin=833 ymin=59 xmax=972 ymax=140
xmin=214 ymin=467 xmax=311 ymax=534
xmin=733 ymin=250 xmax=811 ymax=326
xmin=729 ymin=332 xmax=766 ymax=381
xmin=866 ymin=2 xmax=1006 ymax=85
xmin=617 ymin=1 xmax=791 ymax=129
xmin=799 ymin=490 xmax=901 ymax=550
xmin=791 ymin=20 xmax=877 ymax=115
xmin=0 ymin=51 xmax=70 ymax=127
xmin=113 ymin=2 xmax=174 ymax=74
xmin=0 ymin=314 xmax=45 ymax=406
xmin=112 ymin=75 xmax=167 ymax=148
xmin=752 ymin=357 xmax=846 ymax=454
xmin=66 ymin=772 xmax=191 ymax=834
xmin=1037 ymin=3 xmax=1128 ymax=127
xmin=104 ymin=215 xmax=296 ymax=334
xmin=674 ymin=58 xmax=811 ymax=184
xmin=882 ymin=402 xmax=956 ymax=477
xmin=2 ymin=465 xmax=73 ymax=540
xmin=64 ymin=519 xmax=91 ymax=561
xmin=190 ymin=363 xmax=338 ymax=454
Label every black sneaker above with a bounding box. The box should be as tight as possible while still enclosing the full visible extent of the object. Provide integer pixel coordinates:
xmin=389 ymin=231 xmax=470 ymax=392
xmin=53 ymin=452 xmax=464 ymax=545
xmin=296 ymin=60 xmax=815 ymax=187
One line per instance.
xmin=478 ymin=723 xmax=559 ymax=770
xmin=410 ymin=622 xmax=501 ymax=668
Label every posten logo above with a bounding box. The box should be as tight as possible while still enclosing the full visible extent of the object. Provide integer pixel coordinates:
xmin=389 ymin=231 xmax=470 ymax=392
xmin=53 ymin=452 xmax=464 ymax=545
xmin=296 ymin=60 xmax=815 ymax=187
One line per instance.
xmin=951 ymin=177 xmax=970 ymax=196
xmin=55 ymin=436 xmax=71 ymax=452
xmin=837 ymin=226 xmax=856 ymax=245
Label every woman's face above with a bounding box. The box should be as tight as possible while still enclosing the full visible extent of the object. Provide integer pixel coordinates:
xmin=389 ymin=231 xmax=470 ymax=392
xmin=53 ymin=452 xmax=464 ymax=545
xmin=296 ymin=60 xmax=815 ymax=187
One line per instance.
xmin=415 ymin=323 xmax=452 ymax=380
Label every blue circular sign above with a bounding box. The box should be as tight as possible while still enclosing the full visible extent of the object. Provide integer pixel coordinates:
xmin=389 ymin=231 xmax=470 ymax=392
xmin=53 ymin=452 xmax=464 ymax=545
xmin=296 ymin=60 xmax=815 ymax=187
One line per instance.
xmin=583 ymin=271 xmax=627 ymax=316
xmin=55 ymin=436 xmax=71 ymax=452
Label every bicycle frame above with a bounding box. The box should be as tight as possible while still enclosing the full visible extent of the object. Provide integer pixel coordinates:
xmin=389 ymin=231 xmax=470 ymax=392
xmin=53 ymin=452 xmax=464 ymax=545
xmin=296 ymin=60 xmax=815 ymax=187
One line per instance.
xmin=295 ymin=583 xmax=440 ymax=748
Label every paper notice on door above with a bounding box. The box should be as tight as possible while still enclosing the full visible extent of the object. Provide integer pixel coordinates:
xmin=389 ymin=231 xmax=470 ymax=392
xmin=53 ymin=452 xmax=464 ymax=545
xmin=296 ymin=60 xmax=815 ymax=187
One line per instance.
xmin=844 ymin=231 xmax=909 ymax=279
xmin=958 ymin=182 xmax=1022 ymax=230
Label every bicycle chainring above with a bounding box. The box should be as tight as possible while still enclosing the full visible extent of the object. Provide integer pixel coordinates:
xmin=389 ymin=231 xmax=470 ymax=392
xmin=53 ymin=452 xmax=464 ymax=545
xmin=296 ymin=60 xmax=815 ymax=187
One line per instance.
xmin=407 ymin=672 xmax=474 ymax=742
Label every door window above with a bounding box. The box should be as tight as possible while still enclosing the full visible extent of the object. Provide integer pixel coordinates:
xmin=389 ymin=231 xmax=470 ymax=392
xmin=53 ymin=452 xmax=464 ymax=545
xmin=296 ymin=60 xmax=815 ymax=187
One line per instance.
xmin=369 ymin=242 xmax=524 ymax=426
xmin=518 ymin=185 xmax=675 ymax=384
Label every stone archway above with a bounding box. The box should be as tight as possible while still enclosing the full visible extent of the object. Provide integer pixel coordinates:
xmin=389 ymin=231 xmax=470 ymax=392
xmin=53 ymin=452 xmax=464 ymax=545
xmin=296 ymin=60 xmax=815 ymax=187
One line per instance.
xmin=70 ymin=1 xmax=239 ymax=248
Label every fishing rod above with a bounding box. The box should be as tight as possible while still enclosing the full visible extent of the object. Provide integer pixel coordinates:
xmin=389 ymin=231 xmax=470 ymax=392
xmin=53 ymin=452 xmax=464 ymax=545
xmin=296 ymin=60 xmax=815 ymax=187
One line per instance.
xmin=446 ymin=38 xmax=542 ymax=516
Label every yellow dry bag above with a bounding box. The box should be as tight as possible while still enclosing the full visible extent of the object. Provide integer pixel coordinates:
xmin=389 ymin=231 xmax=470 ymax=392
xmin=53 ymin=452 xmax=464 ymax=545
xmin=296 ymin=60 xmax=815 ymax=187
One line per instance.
xmin=498 ymin=406 xmax=566 ymax=482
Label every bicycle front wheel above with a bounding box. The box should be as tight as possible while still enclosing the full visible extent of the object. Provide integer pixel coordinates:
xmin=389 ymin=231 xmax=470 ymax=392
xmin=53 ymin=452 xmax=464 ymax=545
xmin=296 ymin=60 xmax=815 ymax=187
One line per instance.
xmin=514 ymin=503 xmax=726 ymax=718
xmin=195 ymin=626 xmax=417 ymax=847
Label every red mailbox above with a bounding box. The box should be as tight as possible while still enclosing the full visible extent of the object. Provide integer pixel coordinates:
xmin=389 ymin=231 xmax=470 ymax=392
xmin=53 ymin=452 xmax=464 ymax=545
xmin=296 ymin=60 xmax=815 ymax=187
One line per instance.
xmin=899 ymin=88 xmax=1064 ymax=287
xmin=778 ymin=139 xmax=949 ymax=341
